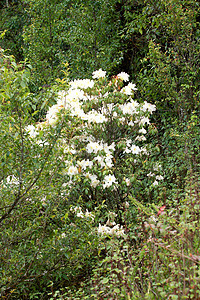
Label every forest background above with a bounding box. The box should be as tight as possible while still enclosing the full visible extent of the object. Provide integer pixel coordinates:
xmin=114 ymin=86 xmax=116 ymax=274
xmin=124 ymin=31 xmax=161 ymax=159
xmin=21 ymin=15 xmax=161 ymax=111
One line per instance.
xmin=0 ymin=0 xmax=200 ymax=299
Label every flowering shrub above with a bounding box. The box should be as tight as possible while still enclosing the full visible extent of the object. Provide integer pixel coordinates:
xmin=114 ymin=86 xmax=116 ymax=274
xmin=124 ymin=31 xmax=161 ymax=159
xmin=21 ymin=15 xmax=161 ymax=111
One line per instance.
xmin=26 ymin=68 xmax=161 ymax=212
xmin=0 ymin=51 xmax=162 ymax=298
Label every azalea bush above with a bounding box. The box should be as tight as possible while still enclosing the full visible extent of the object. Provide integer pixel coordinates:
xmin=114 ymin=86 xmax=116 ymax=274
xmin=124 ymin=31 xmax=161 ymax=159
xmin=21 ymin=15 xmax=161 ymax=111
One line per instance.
xmin=39 ymin=68 xmax=162 ymax=210
xmin=24 ymin=64 xmax=162 ymax=212
xmin=0 ymin=50 xmax=163 ymax=298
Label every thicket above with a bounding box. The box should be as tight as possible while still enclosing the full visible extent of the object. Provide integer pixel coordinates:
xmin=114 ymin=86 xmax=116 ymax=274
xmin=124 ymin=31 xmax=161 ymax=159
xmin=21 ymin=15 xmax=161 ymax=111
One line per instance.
xmin=0 ymin=0 xmax=200 ymax=299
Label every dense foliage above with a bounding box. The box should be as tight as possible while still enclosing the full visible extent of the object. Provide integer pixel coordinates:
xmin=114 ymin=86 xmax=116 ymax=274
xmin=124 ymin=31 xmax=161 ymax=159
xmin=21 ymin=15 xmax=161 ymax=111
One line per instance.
xmin=0 ymin=0 xmax=200 ymax=299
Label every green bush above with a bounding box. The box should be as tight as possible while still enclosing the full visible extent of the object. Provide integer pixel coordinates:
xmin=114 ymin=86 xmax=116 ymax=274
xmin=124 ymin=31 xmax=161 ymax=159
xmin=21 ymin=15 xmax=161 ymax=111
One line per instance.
xmin=57 ymin=175 xmax=200 ymax=299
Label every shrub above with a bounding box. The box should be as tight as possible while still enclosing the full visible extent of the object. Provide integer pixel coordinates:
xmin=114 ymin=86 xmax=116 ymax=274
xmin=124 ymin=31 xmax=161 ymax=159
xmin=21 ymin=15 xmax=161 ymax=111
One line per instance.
xmin=0 ymin=51 xmax=160 ymax=298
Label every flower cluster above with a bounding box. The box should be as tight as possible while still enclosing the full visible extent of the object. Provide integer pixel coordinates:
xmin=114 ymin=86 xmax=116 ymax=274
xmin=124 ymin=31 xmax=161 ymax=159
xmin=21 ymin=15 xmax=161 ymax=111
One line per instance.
xmin=97 ymin=211 xmax=125 ymax=237
xmin=147 ymin=163 xmax=164 ymax=186
xmin=24 ymin=70 xmax=154 ymax=135
xmin=25 ymin=124 xmax=39 ymax=138
xmin=92 ymin=69 xmax=106 ymax=79
xmin=97 ymin=223 xmax=125 ymax=237
xmin=68 ymin=206 xmax=125 ymax=238
xmin=24 ymin=69 xmax=163 ymax=222
xmin=5 ymin=175 xmax=19 ymax=186
xmin=70 ymin=206 xmax=95 ymax=221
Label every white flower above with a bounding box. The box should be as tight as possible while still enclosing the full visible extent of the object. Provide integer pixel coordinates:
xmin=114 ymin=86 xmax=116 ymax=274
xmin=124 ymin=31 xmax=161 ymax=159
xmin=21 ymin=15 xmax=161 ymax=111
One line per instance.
xmin=126 ymin=139 xmax=132 ymax=147
xmin=141 ymin=147 xmax=148 ymax=155
xmin=67 ymin=88 xmax=85 ymax=101
xmin=130 ymin=145 xmax=141 ymax=154
xmin=71 ymin=206 xmax=92 ymax=219
xmin=125 ymin=178 xmax=131 ymax=186
xmin=98 ymin=223 xmax=110 ymax=235
xmin=57 ymin=90 xmax=68 ymax=107
xmin=127 ymin=82 xmax=137 ymax=90
xmin=121 ymin=86 xmax=132 ymax=95
xmin=85 ymin=112 xmax=107 ymax=124
xmin=86 ymin=141 xmax=103 ymax=153
xmin=77 ymin=211 xmax=84 ymax=218
xmin=85 ymin=209 xmax=95 ymax=220
xmin=125 ymin=201 xmax=130 ymax=208
xmin=112 ymin=225 xmax=125 ymax=237
xmin=70 ymin=206 xmax=81 ymax=213
xmin=117 ymin=72 xmax=129 ymax=82
xmin=103 ymin=142 xmax=115 ymax=154
xmin=101 ymin=103 xmax=114 ymax=115
xmin=153 ymin=180 xmax=159 ymax=186
xmin=119 ymin=117 xmax=126 ymax=123
xmin=103 ymin=174 xmax=118 ymax=188
xmin=88 ymin=174 xmax=100 ymax=188
xmin=70 ymin=79 xmax=94 ymax=89
xmin=63 ymin=145 xmax=76 ymax=154
xmin=109 ymin=224 xmax=120 ymax=235
xmin=74 ymin=107 xmax=86 ymax=119
xmin=67 ymin=166 xmax=78 ymax=176
xmin=139 ymin=128 xmax=147 ymax=134
xmin=153 ymin=163 xmax=162 ymax=171
xmin=127 ymin=120 xmax=134 ymax=126
xmin=120 ymin=100 xmax=139 ymax=114
xmin=95 ymin=114 xmax=107 ymax=123
xmin=92 ymin=69 xmax=106 ymax=79
xmin=139 ymin=117 xmax=150 ymax=126
xmin=142 ymin=101 xmax=156 ymax=113
xmin=6 ymin=175 xmax=19 ymax=185
xmin=121 ymin=82 xmax=137 ymax=95
xmin=97 ymin=223 xmax=125 ymax=237
xmin=105 ymin=156 xmax=114 ymax=168
xmin=25 ymin=125 xmax=38 ymax=138
xmin=46 ymin=104 xmax=61 ymax=125
xmin=147 ymin=172 xmax=155 ymax=177
xmin=130 ymin=100 xmax=139 ymax=110
xmin=94 ymin=155 xmax=105 ymax=168
xmin=124 ymin=147 xmax=131 ymax=154
xmin=156 ymin=175 xmax=164 ymax=180
xmin=122 ymin=103 xmax=133 ymax=114
xmin=36 ymin=140 xmax=49 ymax=146
xmin=135 ymin=135 xmax=146 ymax=141
xmin=41 ymin=196 xmax=46 ymax=204
xmin=77 ymin=159 xmax=93 ymax=170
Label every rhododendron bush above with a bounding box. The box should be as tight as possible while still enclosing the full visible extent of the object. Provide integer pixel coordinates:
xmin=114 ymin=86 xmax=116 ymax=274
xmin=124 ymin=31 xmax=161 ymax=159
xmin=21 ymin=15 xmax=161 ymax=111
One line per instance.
xmin=26 ymin=68 xmax=160 ymax=210
xmin=0 ymin=50 xmax=163 ymax=298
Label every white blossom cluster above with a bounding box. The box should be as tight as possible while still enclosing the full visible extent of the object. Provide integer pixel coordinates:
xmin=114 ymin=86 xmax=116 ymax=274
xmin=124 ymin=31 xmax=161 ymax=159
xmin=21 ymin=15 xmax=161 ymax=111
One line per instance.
xmin=147 ymin=163 xmax=164 ymax=186
xmin=97 ymin=223 xmax=125 ymax=237
xmin=62 ymin=139 xmax=118 ymax=188
xmin=97 ymin=211 xmax=125 ymax=237
xmin=36 ymin=70 xmax=154 ymax=129
xmin=70 ymin=206 xmax=95 ymax=221
xmin=25 ymin=124 xmax=39 ymax=138
xmin=0 ymin=175 xmax=20 ymax=191
xmin=5 ymin=175 xmax=19 ymax=185
xmin=66 ymin=206 xmax=125 ymax=238
xmin=24 ymin=69 xmax=163 ymax=194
